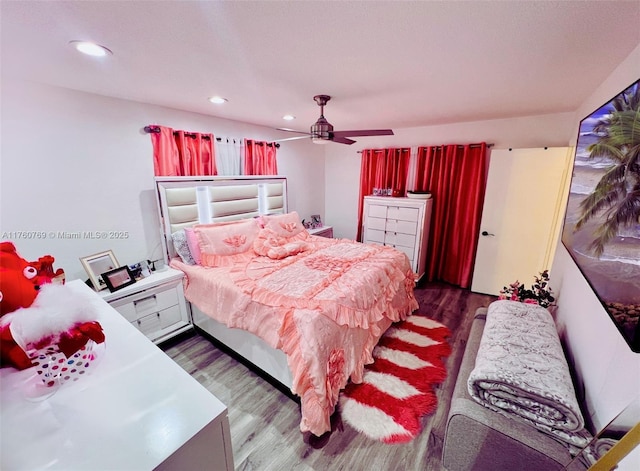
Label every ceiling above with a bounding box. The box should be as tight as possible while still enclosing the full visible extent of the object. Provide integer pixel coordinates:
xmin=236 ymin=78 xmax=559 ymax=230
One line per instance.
xmin=2 ymin=1 xmax=639 ymax=135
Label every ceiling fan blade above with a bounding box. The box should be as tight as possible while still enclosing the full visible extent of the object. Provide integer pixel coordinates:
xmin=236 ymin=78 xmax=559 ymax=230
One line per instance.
xmin=332 ymin=129 xmax=394 ymax=138
xmin=274 ymin=136 xmax=310 ymax=143
xmin=331 ymin=135 xmax=356 ymax=145
xmin=276 ymin=127 xmax=312 ymax=135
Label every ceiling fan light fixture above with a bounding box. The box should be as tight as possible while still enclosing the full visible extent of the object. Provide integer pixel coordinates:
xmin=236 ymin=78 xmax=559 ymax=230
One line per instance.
xmin=277 ymin=94 xmax=393 ymax=146
xmin=208 ymin=96 xmax=228 ymax=104
xmin=69 ymin=40 xmax=112 ymax=57
xmin=310 ymin=116 xmax=333 ymax=141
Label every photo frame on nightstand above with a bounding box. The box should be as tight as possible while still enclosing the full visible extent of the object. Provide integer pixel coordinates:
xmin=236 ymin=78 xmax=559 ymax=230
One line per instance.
xmin=102 ymin=265 xmax=137 ymax=292
xmin=80 ymin=250 xmax=119 ymax=291
xmin=310 ymin=214 xmax=322 ymax=228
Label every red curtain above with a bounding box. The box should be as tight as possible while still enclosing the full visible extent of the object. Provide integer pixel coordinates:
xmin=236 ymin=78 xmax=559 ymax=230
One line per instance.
xmin=356 ymin=148 xmax=411 ymax=241
xmin=244 ymin=140 xmax=278 ymax=175
xmin=150 ymin=125 xmax=216 ymax=176
xmin=415 ymin=143 xmax=488 ymax=288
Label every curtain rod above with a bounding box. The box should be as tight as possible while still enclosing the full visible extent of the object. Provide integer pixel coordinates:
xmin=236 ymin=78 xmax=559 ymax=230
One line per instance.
xmin=144 ymin=125 xmax=211 ymax=140
xmin=143 ymin=125 xmax=279 ymax=147
xmin=357 ymin=143 xmax=494 ymax=153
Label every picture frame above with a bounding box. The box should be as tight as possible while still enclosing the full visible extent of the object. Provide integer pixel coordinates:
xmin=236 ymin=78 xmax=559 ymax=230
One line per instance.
xmin=80 ymin=250 xmax=119 ymax=291
xmin=560 ymin=79 xmax=640 ymax=352
xmin=310 ymin=214 xmax=322 ymax=228
xmin=102 ymin=265 xmax=137 ymax=292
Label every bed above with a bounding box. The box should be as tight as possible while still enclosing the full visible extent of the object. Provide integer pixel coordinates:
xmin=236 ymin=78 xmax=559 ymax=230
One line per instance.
xmin=155 ymin=176 xmax=418 ymax=436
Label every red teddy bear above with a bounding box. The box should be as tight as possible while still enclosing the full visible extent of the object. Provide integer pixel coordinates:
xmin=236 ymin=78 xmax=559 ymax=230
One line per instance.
xmin=0 ymin=242 xmax=103 ymax=370
xmin=0 ymin=242 xmax=41 ymax=315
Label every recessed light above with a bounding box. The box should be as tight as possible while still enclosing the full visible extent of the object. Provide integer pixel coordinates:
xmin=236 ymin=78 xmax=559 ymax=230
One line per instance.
xmin=282 ymin=115 xmax=296 ymax=121
xmin=69 ymin=40 xmax=112 ymax=57
xmin=208 ymin=96 xmax=228 ymax=104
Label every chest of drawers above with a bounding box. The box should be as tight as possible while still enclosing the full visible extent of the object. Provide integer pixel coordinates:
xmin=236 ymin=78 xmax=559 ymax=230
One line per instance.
xmin=101 ymin=268 xmax=192 ymax=343
xmin=363 ymin=196 xmax=433 ymax=282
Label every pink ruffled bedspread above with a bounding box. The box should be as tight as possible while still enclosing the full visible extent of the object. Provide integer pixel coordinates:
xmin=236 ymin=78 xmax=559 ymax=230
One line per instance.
xmin=172 ymin=236 xmax=418 ymax=436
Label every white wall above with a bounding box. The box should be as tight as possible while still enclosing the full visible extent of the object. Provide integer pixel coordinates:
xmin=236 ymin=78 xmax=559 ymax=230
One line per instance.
xmin=0 ymin=78 xmax=325 ymax=282
xmin=325 ymin=111 xmax=575 ymax=239
xmin=551 ymin=43 xmax=640 ymax=431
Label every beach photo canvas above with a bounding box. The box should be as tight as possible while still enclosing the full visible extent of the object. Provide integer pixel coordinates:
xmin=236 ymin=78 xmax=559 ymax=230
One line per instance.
xmin=561 ymin=79 xmax=640 ymax=352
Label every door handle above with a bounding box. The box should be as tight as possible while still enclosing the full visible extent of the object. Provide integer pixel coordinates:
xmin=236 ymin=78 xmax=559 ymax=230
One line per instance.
xmin=481 ymin=231 xmax=495 ymax=236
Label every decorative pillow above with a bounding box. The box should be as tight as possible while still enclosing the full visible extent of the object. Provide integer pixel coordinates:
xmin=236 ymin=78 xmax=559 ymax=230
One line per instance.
xmin=171 ymin=230 xmax=195 ymax=265
xmin=253 ymin=226 xmax=310 ymax=257
xmin=261 ymin=211 xmax=306 ymax=238
xmin=266 ymin=240 xmax=310 ymax=260
xmin=195 ymin=219 xmax=260 ymax=267
xmin=184 ymin=228 xmax=202 ymax=265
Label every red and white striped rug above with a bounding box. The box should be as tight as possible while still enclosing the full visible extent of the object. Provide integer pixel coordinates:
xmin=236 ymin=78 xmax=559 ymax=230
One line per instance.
xmin=339 ymin=316 xmax=452 ymax=444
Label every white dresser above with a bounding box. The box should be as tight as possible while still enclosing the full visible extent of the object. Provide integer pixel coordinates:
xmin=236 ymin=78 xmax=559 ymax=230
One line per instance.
xmin=362 ymin=196 xmax=433 ymax=282
xmin=0 ymin=280 xmax=234 ymax=471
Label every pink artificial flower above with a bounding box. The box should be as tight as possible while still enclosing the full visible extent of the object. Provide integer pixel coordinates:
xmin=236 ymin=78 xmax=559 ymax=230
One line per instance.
xmin=524 ymin=299 xmax=538 ymax=305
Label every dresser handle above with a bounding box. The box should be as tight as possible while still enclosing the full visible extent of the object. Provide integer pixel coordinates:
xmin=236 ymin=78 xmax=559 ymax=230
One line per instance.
xmin=134 ymin=294 xmax=157 ymax=306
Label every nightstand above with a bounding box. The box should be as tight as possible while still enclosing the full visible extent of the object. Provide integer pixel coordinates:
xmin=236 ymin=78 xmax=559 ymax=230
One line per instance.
xmin=308 ymin=225 xmax=334 ymax=238
xmin=100 ymin=267 xmax=192 ymax=343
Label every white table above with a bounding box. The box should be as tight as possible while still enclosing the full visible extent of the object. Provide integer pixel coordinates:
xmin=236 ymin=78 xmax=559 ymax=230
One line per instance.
xmin=0 ymin=280 xmax=233 ymax=471
xmin=307 ymin=225 xmax=333 ymax=238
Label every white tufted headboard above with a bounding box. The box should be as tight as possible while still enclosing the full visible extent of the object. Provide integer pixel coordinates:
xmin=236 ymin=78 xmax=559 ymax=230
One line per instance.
xmin=155 ymin=176 xmax=287 ymax=261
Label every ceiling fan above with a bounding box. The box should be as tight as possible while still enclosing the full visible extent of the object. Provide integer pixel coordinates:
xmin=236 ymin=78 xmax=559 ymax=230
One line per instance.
xmin=277 ymin=95 xmax=394 ymax=145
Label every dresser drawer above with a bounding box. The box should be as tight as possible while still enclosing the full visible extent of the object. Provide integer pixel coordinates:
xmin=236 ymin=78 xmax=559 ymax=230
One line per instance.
xmin=112 ymin=287 xmax=179 ymax=322
xmin=367 ymin=217 xmax=387 ymax=231
xmin=367 ymin=204 xmax=388 ymax=218
xmin=385 ymin=219 xmax=417 ymax=235
xmin=135 ymin=304 xmax=183 ymax=336
xmin=384 ymin=231 xmax=416 ymax=248
xmin=365 ymin=228 xmax=386 ymax=244
xmin=387 ymin=206 xmax=419 ymax=222
xmin=136 ymin=311 xmax=162 ymax=335
xmin=393 ymin=245 xmax=415 ymax=262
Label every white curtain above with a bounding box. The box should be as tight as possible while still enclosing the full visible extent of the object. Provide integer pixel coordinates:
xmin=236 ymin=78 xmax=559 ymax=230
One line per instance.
xmin=406 ymin=146 xmax=419 ymax=192
xmin=215 ymin=138 xmax=243 ymax=175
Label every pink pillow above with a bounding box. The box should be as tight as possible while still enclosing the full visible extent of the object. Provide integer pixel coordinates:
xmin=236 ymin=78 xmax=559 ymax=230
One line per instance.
xmin=195 ymin=219 xmax=260 ymax=267
xmin=266 ymin=240 xmax=310 ymax=260
xmin=253 ymin=227 xmax=309 ymax=257
xmin=261 ymin=211 xmax=306 ymax=238
xmin=184 ymin=227 xmax=202 ymax=264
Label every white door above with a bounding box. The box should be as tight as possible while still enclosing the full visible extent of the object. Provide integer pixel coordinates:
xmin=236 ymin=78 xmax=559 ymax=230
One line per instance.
xmin=471 ymin=147 xmax=573 ymax=296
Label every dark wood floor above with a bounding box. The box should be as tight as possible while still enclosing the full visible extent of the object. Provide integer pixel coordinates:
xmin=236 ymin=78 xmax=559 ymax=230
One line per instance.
xmin=163 ymin=282 xmax=495 ymax=471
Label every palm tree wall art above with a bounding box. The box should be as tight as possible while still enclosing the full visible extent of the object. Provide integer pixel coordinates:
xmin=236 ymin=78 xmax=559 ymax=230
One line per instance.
xmin=561 ymin=79 xmax=640 ymax=352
